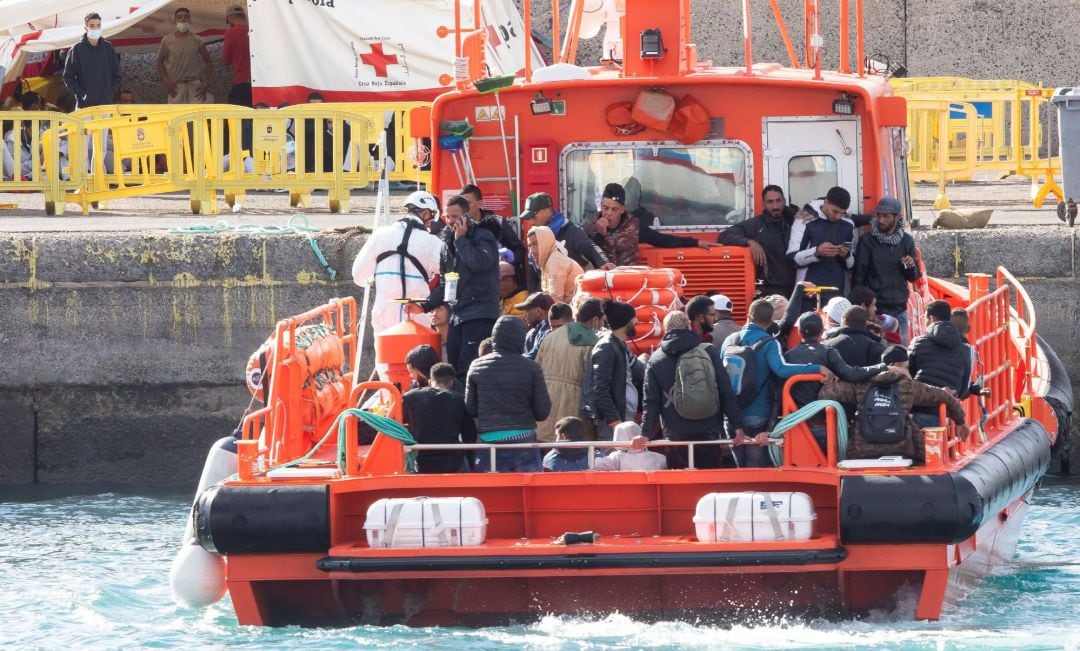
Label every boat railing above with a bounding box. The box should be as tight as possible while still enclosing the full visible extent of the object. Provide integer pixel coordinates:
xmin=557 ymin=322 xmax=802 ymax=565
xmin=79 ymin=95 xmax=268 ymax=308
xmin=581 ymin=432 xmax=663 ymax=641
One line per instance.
xmin=402 ymin=438 xmax=782 ymax=473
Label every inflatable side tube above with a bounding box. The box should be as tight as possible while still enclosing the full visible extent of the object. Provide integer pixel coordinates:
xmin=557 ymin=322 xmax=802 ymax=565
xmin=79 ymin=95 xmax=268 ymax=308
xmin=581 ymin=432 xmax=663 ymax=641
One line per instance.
xmin=1036 ymin=335 xmax=1072 ymax=458
xmin=195 ymin=484 xmax=330 ymax=554
xmin=317 ymin=548 xmax=848 ymax=573
xmin=839 ymin=418 xmax=1051 ymax=544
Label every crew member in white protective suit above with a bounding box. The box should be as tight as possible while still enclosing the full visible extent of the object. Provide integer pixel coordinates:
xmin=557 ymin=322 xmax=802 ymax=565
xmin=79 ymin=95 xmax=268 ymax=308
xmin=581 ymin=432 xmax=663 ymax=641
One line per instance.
xmin=352 ymin=190 xmax=445 ymax=333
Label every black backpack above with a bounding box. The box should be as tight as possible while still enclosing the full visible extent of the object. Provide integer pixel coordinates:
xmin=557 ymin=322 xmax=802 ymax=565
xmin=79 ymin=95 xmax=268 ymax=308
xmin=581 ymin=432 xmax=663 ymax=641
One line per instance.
xmin=722 ymin=334 xmax=773 ymax=408
xmin=857 ymin=382 xmax=907 ymax=443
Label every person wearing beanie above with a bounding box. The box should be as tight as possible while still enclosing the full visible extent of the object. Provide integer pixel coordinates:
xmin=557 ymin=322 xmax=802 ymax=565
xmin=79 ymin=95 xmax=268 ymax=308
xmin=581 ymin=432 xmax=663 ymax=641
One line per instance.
xmin=465 ymin=315 xmax=552 ymax=472
xmin=581 ymin=300 xmax=644 ymax=440
xmin=852 ymin=196 xmax=921 ymax=345
xmin=879 ymin=314 xmax=903 ymax=345
xmin=820 ymin=342 xmax=969 ymax=464
xmin=584 ymin=182 xmax=712 ymax=266
xmin=498 ymin=260 xmax=529 ymax=319
xmin=535 ymin=298 xmax=605 ymax=442
xmin=784 ymin=312 xmax=888 ymax=452
xmin=824 ymin=296 xmax=852 ymax=330
xmin=594 ymin=421 xmax=668 ymax=471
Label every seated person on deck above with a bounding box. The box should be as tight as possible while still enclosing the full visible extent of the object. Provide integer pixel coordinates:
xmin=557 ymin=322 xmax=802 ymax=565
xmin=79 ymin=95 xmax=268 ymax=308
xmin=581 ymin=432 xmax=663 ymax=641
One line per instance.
xmin=543 ymin=417 xmax=596 ymax=472
xmin=402 ymin=363 xmax=476 ymax=473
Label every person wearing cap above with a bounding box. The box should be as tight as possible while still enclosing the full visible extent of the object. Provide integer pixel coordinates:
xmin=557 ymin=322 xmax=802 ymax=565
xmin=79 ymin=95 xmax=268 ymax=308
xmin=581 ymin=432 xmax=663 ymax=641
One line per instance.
xmin=520 ymin=192 xmax=611 ymax=272
xmin=786 ymin=186 xmax=857 ymax=304
xmin=535 ymin=298 xmax=605 ymax=442
xmin=584 ymin=182 xmax=711 ymax=266
xmin=352 ymin=190 xmax=444 ymax=335
xmin=581 ymin=300 xmax=645 ymax=440
xmin=516 ymin=292 xmax=555 ymax=359
xmin=824 ymin=305 xmax=886 ymax=367
xmin=498 ymin=261 xmax=529 ymax=319
xmin=720 ymin=299 xmax=832 ymax=467
xmin=784 ymin=312 xmax=888 ymax=452
xmin=710 ymin=294 xmax=740 ymax=344
xmin=222 ymin=4 xmax=251 ymax=107
xmin=852 ymin=196 xmax=921 ymax=345
xmin=156 ymin=7 xmax=213 ymax=104
xmin=824 ymin=296 xmax=852 ymax=334
xmin=718 ymin=185 xmax=800 ymax=298
xmin=820 ymin=344 xmax=969 ymax=464
xmin=526 ymin=225 xmax=583 ymax=304
xmin=419 ymin=195 xmax=501 ymax=379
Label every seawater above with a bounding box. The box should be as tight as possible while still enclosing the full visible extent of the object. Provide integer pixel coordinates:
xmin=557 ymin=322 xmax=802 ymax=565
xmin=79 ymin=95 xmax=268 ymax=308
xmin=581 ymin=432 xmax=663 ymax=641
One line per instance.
xmin=1 ymin=479 xmax=1079 ymax=650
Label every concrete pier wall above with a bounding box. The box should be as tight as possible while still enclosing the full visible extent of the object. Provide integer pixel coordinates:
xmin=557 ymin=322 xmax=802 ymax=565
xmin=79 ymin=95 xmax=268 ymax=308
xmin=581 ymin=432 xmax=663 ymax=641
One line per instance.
xmin=0 ymin=228 xmax=1075 ymax=485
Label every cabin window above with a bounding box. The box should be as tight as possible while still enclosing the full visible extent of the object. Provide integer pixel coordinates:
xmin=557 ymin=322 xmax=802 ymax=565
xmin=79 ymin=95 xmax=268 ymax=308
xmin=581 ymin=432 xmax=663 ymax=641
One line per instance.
xmin=561 ymin=141 xmax=752 ymax=230
xmin=787 ymin=155 xmax=838 ymax=208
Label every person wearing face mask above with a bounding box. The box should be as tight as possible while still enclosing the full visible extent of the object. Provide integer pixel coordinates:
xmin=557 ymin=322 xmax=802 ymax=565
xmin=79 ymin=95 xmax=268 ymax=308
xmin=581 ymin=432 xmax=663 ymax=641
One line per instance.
xmin=156 ymin=7 xmax=213 ymax=104
xmin=62 ymin=13 xmax=121 ymax=109
xmin=581 ymin=300 xmax=645 ymax=440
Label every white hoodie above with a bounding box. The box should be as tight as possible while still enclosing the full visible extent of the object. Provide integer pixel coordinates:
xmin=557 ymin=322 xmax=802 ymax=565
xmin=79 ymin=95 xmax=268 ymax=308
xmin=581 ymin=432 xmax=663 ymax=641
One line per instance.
xmin=594 ymin=422 xmax=668 ymax=471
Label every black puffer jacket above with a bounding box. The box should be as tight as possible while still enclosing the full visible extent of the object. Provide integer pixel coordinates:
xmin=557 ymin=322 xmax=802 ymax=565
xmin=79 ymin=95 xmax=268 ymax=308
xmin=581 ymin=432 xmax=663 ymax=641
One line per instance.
xmin=465 ymin=316 xmax=551 ymax=433
xmin=424 ymin=220 xmax=500 ymax=324
xmin=581 ymin=332 xmax=640 ymax=424
xmin=824 ymin=325 xmax=886 ymax=367
xmin=641 ymin=329 xmax=743 ymax=439
xmin=909 ymin=320 xmax=973 ymax=398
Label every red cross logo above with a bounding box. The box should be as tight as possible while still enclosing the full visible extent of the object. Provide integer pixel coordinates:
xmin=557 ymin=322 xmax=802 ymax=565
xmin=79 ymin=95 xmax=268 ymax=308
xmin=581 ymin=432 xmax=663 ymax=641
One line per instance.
xmin=359 ymin=43 xmax=399 ymax=78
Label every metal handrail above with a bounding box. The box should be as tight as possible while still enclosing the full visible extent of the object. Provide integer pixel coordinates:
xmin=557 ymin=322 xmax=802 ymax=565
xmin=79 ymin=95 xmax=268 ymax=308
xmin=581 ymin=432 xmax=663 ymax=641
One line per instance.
xmin=404 ymin=438 xmax=782 ymax=472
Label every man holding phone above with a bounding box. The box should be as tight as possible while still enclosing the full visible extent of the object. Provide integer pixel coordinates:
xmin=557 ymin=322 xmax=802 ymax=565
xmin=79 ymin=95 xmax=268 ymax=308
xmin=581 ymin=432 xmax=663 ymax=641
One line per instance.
xmin=787 ymin=186 xmax=856 ymax=305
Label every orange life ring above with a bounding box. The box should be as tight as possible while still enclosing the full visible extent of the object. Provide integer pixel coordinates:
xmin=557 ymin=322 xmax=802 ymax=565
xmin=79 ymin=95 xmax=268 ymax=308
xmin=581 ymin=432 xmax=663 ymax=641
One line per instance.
xmin=578 ymin=287 xmax=681 ymax=308
xmin=576 ymin=266 xmax=684 ymax=292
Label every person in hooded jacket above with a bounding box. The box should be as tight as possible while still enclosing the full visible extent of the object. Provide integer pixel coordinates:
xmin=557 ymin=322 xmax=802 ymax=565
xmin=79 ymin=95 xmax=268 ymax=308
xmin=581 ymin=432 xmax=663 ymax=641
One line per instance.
xmin=820 ymin=345 xmax=969 ymax=463
xmin=527 ymin=225 xmax=583 ymax=303
xmin=465 ymin=315 xmax=552 ymax=472
xmin=520 ymin=192 xmax=611 ymax=271
xmin=535 ymin=298 xmax=604 ymax=442
xmin=595 ymin=421 xmax=668 ymax=471
xmin=418 ymin=195 xmax=501 ymax=379
xmin=63 ymin=13 xmax=121 ymax=109
xmin=908 ymin=299 xmax=974 ymax=429
xmin=824 ymin=306 xmax=886 ymax=366
xmin=640 ymin=312 xmax=746 ymax=469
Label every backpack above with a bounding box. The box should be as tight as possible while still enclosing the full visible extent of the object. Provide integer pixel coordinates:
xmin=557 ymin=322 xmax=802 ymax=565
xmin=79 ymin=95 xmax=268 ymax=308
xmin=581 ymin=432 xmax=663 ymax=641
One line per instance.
xmin=857 ymin=382 xmax=907 ymax=443
xmin=667 ymin=344 xmax=721 ymax=420
xmin=722 ymin=334 xmax=773 ymax=408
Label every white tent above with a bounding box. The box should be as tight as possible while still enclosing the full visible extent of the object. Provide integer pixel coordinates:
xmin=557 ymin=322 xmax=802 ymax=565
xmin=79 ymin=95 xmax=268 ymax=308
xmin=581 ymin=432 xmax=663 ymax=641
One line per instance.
xmin=0 ymin=0 xmax=538 ymax=104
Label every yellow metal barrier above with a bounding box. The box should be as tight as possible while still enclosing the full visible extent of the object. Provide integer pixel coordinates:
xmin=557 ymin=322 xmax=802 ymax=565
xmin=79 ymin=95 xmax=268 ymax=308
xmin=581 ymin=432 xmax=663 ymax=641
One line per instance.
xmin=893 ymin=78 xmax=1063 ymax=208
xmin=331 ymin=102 xmax=432 ymax=186
xmin=174 ymin=106 xmax=374 ymax=214
xmin=1 ymin=110 xmax=84 ymax=215
xmin=905 ymin=99 xmax=978 ymax=210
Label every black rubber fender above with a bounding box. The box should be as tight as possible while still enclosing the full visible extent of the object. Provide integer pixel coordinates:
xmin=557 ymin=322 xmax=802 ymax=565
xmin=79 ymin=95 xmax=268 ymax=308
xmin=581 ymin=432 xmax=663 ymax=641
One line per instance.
xmin=1036 ymin=335 xmax=1071 ymax=461
xmin=840 ymin=418 xmax=1051 ymax=544
xmin=194 ymin=483 xmax=330 ymax=554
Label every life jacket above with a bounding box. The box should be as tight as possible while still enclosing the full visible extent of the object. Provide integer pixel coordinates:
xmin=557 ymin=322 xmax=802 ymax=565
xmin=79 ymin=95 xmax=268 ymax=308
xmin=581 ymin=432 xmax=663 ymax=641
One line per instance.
xmin=375 ymin=217 xmax=431 ymax=298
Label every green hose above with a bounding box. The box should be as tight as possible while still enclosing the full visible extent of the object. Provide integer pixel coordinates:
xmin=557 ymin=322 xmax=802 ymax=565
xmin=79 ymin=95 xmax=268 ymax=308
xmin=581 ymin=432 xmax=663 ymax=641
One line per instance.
xmin=334 ymin=408 xmax=417 ymax=472
xmin=768 ymin=400 xmax=849 ymax=467
xmin=168 ymin=214 xmax=337 ymax=281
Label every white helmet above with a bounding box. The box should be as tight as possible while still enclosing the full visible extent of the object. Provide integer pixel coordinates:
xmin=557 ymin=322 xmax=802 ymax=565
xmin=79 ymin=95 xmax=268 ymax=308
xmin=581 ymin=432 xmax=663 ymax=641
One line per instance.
xmin=405 ymin=190 xmax=440 ymax=220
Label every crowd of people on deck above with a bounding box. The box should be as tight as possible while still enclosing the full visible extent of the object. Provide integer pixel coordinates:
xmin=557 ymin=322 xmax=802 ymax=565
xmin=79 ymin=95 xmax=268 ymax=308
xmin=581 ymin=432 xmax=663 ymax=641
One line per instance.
xmin=353 ymin=179 xmax=981 ymax=474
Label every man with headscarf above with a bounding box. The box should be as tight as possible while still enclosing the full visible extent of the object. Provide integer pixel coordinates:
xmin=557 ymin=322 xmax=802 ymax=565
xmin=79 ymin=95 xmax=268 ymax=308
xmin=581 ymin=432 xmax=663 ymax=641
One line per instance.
xmin=585 ymin=183 xmax=711 ymax=266
xmin=852 ymin=197 xmax=921 ymax=344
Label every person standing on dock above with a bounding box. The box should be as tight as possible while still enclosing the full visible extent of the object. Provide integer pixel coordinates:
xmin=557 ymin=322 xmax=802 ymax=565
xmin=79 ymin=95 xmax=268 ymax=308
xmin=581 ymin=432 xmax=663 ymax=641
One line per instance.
xmin=156 ymin=7 xmax=213 ymax=104
xmin=62 ymin=13 xmax=121 ymax=109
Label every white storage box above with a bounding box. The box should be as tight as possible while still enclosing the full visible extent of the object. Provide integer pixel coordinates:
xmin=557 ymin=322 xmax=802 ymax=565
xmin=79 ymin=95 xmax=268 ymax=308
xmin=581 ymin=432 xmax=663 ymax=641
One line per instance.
xmin=693 ymin=492 xmax=816 ymax=542
xmin=364 ymin=497 xmax=488 ymax=548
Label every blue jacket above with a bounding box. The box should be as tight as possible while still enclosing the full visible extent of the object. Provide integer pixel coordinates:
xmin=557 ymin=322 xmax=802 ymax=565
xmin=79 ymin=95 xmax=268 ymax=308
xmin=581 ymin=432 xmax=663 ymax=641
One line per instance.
xmin=721 ymin=323 xmax=820 ymax=419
